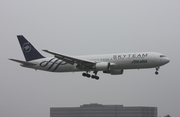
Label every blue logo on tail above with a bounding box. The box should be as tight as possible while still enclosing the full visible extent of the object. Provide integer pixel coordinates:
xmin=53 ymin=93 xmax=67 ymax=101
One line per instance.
xmin=23 ymin=42 xmax=31 ymax=53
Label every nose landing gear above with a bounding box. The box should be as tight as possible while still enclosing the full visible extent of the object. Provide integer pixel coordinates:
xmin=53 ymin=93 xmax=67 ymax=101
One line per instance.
xmin=155 ymin=67 xmax=160 ymax=75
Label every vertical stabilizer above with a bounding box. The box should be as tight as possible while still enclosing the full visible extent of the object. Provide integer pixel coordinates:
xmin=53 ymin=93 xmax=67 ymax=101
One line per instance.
xmin=17 ymin=35 xmax=45 ymax=61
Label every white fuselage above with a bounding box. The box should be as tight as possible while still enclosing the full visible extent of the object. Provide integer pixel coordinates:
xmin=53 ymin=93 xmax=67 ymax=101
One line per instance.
xmin=22 ymin=52 xmax=170 ymax=73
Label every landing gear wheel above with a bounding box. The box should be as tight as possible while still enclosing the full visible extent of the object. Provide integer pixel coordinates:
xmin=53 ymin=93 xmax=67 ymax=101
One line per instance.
xmin=87 ymin=74 xmax=91 ymax=78
xmin=91 ymin=75 xmax=95 ymax=79
xmin=92 ymin=71 xmax=99 ymax=80
xmin=155 ymin=71 xmax=158 ymax=75
xmin=82 ymin=73 xmax=91 ymax=78
xmin=82 ymin=71 xmax=99 ymax=80
xmin=82 ymin=73 xmax=86 ymax=76
xmin=95 ymin=76 xmax=99 ymax=80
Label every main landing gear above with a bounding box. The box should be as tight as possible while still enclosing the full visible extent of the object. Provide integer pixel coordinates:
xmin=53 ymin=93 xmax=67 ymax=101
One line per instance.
xmin=82 ymin=71 xmax=99 ymax=80
xmin=155 ymin=67 xmax=160 ymax=75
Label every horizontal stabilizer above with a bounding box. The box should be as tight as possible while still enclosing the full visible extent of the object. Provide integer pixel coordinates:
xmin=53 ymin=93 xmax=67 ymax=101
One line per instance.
xmin=9 ymin=59 xmax=37 ymax=65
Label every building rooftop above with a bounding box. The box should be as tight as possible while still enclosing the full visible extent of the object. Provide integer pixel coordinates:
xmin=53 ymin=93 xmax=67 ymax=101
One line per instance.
xmin=80 ymin=103 xmax=123 ymax=108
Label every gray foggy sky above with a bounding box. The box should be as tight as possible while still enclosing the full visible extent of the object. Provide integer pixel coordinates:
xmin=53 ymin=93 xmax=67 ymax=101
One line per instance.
xmin=0 ymin=0 xmax=179 ymax=117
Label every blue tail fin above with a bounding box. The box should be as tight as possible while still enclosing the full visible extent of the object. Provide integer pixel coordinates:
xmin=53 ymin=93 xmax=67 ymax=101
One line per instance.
xmin=17 ymin=35 xmax=45 ymax=61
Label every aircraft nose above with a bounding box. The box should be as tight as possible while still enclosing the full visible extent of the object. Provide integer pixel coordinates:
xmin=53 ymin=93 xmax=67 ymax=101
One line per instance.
xmin=166 ymin=58 xmax=170 ymax=63
xmin=164 ymin=57 xmax=170 ymax=64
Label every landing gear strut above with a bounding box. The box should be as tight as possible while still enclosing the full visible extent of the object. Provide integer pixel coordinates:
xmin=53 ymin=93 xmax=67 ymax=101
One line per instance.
xmin=155 ymin=67 xmax=159 ymax=75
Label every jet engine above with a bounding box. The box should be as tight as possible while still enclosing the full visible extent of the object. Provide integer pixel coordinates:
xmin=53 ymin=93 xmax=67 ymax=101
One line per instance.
xmin=93 ymin=62 xmax=110 ymax=71
xmin=103 ymin=69 xmax=124 ymax=75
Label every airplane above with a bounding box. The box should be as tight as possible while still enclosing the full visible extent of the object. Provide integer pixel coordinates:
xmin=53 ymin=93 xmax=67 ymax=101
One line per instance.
xmin=9 ymin=35 xmax=170 ymax=80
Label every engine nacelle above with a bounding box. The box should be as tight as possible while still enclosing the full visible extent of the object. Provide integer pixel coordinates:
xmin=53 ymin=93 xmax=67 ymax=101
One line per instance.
xmin=103 ymin=69 xmax=124 ymax=75
xmin=93 ymin=62 xmax=110 ymax=71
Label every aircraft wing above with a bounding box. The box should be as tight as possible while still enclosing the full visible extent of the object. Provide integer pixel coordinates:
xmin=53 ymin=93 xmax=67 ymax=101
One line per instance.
xmin=42 ymin=50 xmax=96 ymax=68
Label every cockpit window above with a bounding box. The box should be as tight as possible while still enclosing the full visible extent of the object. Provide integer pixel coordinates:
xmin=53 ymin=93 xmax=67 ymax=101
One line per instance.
xmin=160 ymin=55 xmax=166 ymax=57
